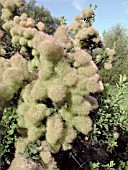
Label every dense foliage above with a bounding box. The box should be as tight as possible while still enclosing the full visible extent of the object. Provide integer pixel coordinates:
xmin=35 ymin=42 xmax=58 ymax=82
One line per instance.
xmin=90 ymin=75 xmax=128 ymax=169
xmin=102 ymin=24 xmax=128 ymax=84
xmin=0 ymin=108 xmax=18 ymax=169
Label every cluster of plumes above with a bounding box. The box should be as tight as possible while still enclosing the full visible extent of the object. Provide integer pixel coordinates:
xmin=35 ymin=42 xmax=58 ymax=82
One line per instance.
xmin=104 ymin=48 xmax=116 ymax=70
xmin=0 ymin=1 xmax=109 ymax=170
xmin=8 ymin=155 xmax=42 ymax=170
xmin=0 ymin=52 xmax=32 ymax=110
xmin=0 ymin=29 xmax=6 ymax=55
xmin=81 ymin=9 xmax=95 ymax=22
xmin=0 ymin=0 xmax=25 ymax=21
xmin=2 ymin=12 xmax=45 ymax=56
xmin=92 ymin=47 xmax=116 ymax=70
xmin=68 ymin=9 xmax=102 ymax=51
xmin=69 ymin=9 xmax=95 ymax=34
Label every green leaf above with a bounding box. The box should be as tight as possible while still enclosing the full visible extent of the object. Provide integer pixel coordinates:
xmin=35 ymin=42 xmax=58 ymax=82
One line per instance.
xmin=32 ymin=155 xmax=40 ymax=160
xmin=6 ymin=140 xmax=13 ymax=144
xmin=0 ymin=127 xmax=6 ymax=135
xmin=0 ymin=144 xmax=4 ymax=157
xmin=36 ymin=140 xmax=41 ymax=146
xmin=31 ymin=147 xmax=38 ymax=154
xmin=23 ymin=151 xmax=29 ymax=158
xmin=8 ymin=129 xmax=14 ymax=135
xmin=110 ymin=161 xmax=115 ymax=166
xmin=103 ymin=124 xmax=109 ymax=130
xmin=11 ymin=124 xmax=17 ymax=129
xmin=7 ymin=137 xmax=14 ymax=141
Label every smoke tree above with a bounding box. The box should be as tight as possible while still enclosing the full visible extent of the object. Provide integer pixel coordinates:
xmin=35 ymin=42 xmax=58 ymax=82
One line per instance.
xmin=0 ymin=0 xmax=115 ymax=169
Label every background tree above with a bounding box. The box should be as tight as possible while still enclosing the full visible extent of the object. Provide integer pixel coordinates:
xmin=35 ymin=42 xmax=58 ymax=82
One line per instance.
xmin=21 ymin=0 xmax=60 ymax=34
xmin=101 ymin=24 xmax=128 ymax=84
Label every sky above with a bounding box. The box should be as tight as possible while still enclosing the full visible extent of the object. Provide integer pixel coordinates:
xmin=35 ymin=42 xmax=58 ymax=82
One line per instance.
xmin=27 ymin=0 xmax=128 ymax=34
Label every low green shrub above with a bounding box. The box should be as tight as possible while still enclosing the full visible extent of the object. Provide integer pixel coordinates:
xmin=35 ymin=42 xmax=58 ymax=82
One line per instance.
xmin=89 ymin=75 xmax=128 ymax=169
xmin=0 ymin=108 xmax=18 ymax=169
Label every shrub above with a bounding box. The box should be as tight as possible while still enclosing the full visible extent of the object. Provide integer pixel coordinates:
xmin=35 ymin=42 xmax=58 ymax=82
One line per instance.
xmin=0 ymin=1 xmax=115 ymax=169
xmin=0 ymin=108 xmax=18 ymax=169
xmin=89 ymin=75 xmax=128 ymax=169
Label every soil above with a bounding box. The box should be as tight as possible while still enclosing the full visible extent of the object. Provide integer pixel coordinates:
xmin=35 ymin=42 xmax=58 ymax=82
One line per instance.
xmin=55 ymin=132 xmax=128 ymax=170
xmin=55 ymin=134 xmax=109 ymax=170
